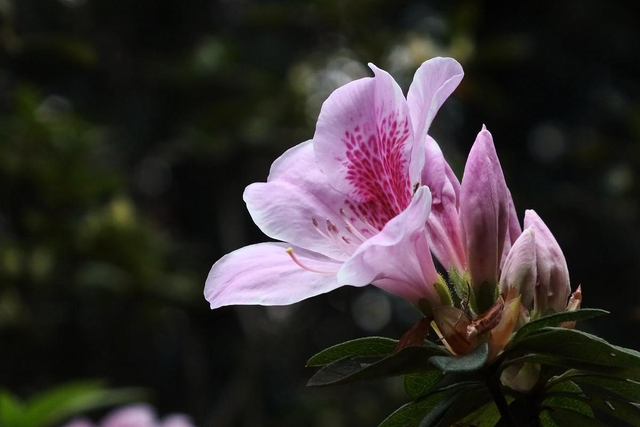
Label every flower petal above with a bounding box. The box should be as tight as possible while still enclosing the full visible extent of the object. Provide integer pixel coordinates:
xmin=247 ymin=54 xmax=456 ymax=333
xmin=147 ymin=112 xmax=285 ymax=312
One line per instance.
xmin=313 ymin=64 xmax=414 ymax=229
xmin=62 ymin=419 xmax=95 ymax=427
xmin=488 ymin=295 xmax=521 ymax=361
xmin=421 ymin=136 xmax=466 ymax=272
xmin=524 ymin=210 xmax=571 ymax=313
xmin=101 ymin=405 xmax=156 ymax=427
xmin=460 ymin=126 xmax=509 ymax=291
xmin=161 ymin=415 xmax=196 ymax=427
xmin=245 ymin=140 xmax=367 ymax=262
xmin=562 ymin=286 xmax=582 ymax=328
xmin=501 ymin=362 xmax=541 ymax=393
xmin=337 ymin=186 xmax=440 ymax=304
xmin=205 ymin=242 xmax=343 ymax=309
xmin=407 ymin=57 xmax=464 ymax=183
xmin=499 ymin=227 xmax=536 ymax=310
xmin=500 ymin=190 xmax=523 ymax=270
xmin=507 ymin=191 xmax=522 ymax=244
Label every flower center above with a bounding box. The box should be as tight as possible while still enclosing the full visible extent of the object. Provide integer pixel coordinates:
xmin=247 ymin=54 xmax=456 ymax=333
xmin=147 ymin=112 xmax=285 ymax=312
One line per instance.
xmin=310 ymin=207 xmax=380 ymax=256
xmin=285 ymin=206 xmax=382 ymax=274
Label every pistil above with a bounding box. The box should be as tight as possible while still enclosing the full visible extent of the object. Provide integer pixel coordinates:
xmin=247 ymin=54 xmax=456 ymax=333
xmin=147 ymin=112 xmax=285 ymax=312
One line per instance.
xmin=286 ymin=248 xmax=340 ymax=274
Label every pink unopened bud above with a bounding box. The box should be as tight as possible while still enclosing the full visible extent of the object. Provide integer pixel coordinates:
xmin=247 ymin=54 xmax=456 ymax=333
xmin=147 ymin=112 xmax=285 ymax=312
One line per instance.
xmin=500 ymin=190 xmax=523 ymax=270
xmin=499 ymin=227 xmax=537 ymax=310
xmin=524 ymin=210 xmax=571 ymax=313
xmin=460 ymin=126 xmax=509 ymax=303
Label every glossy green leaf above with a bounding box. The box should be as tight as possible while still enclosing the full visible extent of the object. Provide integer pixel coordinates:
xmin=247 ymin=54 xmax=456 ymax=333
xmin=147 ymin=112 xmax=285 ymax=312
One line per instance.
xmin=307 ymin=337 xmax=399 ymax=367
xmin=588 ymin=395 xmax=640 ymax=426
xmin=380 ymin=383 xmax=483 ymax=427
xmin=502 ymin=354 xmax=632 ymax=379
xmin=378 ymin=390 xmax=449 ymax=427
xmin=452 ymin=398 xmax=514 ymax=427
xmin=308 ymin=344 xmax=446 ymax=387
xmin=543 ymin=381 xmax=593 ymax=418
xmin=508 ymin=328 xmax=640 ymax=380
xmin=573 ymin=376 xmax=640 ymax=403
xmin=404 ymin=371 xmax=444 ymax=400
xmin=429 ymin=343 xmax=488 ymax=374
xmin=548 ymin=408 xmax=607 ymax=426
xmin=539 ymin=410 xmax=560 ymax=427
xmin=510 ymin=309 xmax=608 ymax=345
xmin=426 ymin=386 xmax=491 ymax=427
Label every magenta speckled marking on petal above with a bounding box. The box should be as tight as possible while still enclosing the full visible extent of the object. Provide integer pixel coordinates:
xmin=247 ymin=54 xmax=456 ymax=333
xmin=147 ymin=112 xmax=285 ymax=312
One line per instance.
xmin=314 ymin=66 xmax=415 ymax=231
xmin=340 ymin=113 xmax=412 ymax=227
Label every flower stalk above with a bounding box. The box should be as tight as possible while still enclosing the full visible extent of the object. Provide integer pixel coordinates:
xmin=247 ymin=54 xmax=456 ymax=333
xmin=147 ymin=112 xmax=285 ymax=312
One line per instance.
xmin=486 ymin=375 xmax=517 ymax=427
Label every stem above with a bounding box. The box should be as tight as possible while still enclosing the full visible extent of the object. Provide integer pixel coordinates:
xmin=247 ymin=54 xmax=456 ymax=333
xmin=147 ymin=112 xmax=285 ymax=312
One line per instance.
xmin=486 ymin=376 xmax=517 ymax=427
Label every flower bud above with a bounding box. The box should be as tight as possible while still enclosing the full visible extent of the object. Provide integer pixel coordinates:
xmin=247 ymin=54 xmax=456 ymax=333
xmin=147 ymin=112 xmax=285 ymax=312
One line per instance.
xmin=499 ymin=227 xmax=537 ymax=310
xmin=524 ymin=210 xmax=571 ymax=313
xmin=460 ymin=126 xmax=509 ymax=311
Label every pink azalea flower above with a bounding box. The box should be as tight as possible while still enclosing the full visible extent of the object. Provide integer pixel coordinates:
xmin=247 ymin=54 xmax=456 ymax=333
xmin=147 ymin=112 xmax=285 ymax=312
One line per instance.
xmin=62 ymin=404 xmax=195 ymax=427
xmin=205 ymin=58 xmax=464 ymax=308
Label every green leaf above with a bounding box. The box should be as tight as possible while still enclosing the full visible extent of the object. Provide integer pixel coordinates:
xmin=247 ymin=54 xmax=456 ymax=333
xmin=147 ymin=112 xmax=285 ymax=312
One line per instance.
xmin=379 ymin=383 xmax=484 ymax=427
xmin=429 ymin=342 xmax=489 ymax=374
xmin=539 ymin=410 xmax=560 ymax=427
xmin=404 ymin=371 xmax=444 ymax=399
xmin=0 ymin=391 xmax=24 ymax=427
xmin=419 ymin=384 xmax=488 ymax=427
xmin=543 ymin=381 xmax=594 ymax=418
xmin=0 ymin=382 xmax=146 ymax=427
xmin=306 ymin=337 xmax=399 ymax=367
xmin=379 ymin=390 xmax=449 ymax=427
xmin=573 ymin=376 xmax=640 ymax=403
xmin=453 ymin=398 xmax=514 ymax=427
xmin=508 ymin=328 xmax=640 ymax=380
xmin=308 ymin=344 xmax=447 ymax=387
xmin=510 ymin=309 xmax=609 ymax=345
xmin=23 ymin=383 xmax=147 ymax=427
xmin=547 ymin=408 xmax=607 ymax=426
xmin=502 ymin=354 xmax=632 ymax=378
xmin=587 ymin=395 xmax=640 ymax=426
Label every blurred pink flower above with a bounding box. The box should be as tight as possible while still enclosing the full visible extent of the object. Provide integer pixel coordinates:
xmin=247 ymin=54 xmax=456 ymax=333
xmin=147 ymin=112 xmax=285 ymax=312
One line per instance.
xmin=63 ymin=404 xmax=195 ymax=427
xmin=205 ymin=58 xmax=464 ymax=308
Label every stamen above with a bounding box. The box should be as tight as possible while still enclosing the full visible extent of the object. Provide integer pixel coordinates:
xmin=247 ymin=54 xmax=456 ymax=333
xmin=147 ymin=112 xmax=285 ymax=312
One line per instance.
xmin=359 ymin=214 xmax=380 ymax=235
xmin=326 ymin=219 xmax=339 ymax=234
xmin=342 ymin=236 xmax=351 ymax=244
xmin=286 ymin=248 xmax=339 ymax=275
xmin=339 ymin=208 xmax=369 ymax=242
xmin=311 ymin=217 xmax=332 ymax=240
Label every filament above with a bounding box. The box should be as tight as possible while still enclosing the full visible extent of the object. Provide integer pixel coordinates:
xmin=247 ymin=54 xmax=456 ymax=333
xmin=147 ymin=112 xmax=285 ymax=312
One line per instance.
xmin=286 ymin=248 xmax=339 ymax=275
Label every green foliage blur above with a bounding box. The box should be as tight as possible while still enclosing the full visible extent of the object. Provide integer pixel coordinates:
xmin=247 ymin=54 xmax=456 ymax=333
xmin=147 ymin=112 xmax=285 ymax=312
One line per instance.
xmin=0 ymin=382 xmax=146 ymax=427
xmin=0 ymin=0 xmax=639 ymax=426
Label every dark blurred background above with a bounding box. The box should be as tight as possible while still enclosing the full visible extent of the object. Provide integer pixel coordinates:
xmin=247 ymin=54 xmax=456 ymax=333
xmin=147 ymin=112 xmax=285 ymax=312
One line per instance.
xmin=1 ymin=0 xmax=639 ymax=425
